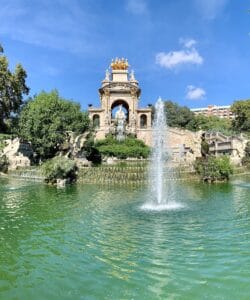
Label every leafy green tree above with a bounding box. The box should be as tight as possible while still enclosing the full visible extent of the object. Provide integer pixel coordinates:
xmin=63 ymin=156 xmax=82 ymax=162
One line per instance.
xmin=19 ymin=90 xmax=89 ymax=159
xmin=164 ymin=100 xmax=194 ymax=128
xmin=231 ymin=100 xmax=250 ymax=132
xmin=0 ymin=44 xmax=29 ymax=132
xmin=187 ymin=114 xmax=232 ymax=134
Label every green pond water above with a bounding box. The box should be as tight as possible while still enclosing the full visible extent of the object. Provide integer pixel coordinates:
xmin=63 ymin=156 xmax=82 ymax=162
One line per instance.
xmin=0 ymin=177 xmax=250 ymax=300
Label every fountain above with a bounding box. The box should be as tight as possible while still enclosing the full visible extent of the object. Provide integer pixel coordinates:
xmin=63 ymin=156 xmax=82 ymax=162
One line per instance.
xmin=142 ymin=97 xmax=182 ymax=210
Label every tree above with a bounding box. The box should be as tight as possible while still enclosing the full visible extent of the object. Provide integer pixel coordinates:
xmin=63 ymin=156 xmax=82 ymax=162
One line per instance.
xmin=19 ymin=90 xmax=90 ymax=160
xmin=231 ymin=100 xmax=250 ymax=132
xmin=163 ymin=101 xmax=195 ymax=128
xmin=187 ymin=114 xmax=232 ymax=134
xmin=0 ymin=44 xmax=29 ymax=132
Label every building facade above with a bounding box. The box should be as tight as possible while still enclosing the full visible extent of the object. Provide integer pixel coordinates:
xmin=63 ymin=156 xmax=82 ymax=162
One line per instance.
xmin=190 ymin=105 xmax=234 ymax=119
xmin=88 ymin=58 xmax=152 ymax=145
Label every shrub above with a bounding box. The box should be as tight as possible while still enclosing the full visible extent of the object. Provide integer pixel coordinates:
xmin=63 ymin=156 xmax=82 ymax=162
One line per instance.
xmin=82 ymin=134 xmax=102 ymax=165
xmin=95 ymin=136 xmax=150 ymax=159
xmin=194 ymin=156 xmax=233 ymax=182
xmin=41 ymin=157 xmax=78 ymax=184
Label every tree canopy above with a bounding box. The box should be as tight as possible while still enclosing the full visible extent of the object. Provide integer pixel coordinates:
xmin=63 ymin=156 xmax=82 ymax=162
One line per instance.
xmin=19 ymin=90 xmax=90 ymax=159
xmin=0 ymin=44 xmax=29 ymax=132
xmin=187 ymin=114 xmax=232 ymax=133
xmin=160 ymin=100 xmax=233 ymax=134
xmin=164 ymin=100 xmax=194 ymax=128
xmin=231 ymin=100 xmax=250 ymax=132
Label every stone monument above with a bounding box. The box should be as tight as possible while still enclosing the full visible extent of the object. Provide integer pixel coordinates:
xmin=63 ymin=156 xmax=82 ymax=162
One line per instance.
xmin=88 ymin=58 xmax=152 ymax=144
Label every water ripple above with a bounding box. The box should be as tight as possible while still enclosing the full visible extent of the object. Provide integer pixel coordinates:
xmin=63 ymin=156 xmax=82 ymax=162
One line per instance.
xmin=1 ymin=178 xmax=250 ymax=299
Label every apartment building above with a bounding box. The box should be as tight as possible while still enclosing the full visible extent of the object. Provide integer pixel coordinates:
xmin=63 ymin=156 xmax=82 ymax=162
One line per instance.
xmin=190 ymin=105 xmax=234 ymax=119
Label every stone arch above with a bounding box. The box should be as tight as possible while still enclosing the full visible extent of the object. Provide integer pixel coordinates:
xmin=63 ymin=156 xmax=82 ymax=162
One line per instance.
xmin=140 ymin=114 xmax=147 ymax=128
xmin=111 ymin=99 xmax=129 ymax=122
xmin=93 ymin=114 xmax=100 ymax=128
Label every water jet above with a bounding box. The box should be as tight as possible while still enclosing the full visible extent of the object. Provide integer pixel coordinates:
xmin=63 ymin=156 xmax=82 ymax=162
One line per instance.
xmin=142 ymin=97 xmax=182 ymax=211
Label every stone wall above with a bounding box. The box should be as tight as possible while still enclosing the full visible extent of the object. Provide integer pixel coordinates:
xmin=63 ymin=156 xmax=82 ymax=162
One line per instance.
xmin=137 ymin=127 xmax=202 ymax=164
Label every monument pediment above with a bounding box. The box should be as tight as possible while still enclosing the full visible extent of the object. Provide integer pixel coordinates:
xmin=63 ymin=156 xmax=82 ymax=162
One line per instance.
xmin=100 ymin=82 xmax=140 ymax=95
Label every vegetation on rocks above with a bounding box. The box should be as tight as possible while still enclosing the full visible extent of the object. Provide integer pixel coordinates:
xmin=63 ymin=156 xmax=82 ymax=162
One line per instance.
xmin=194 ymin=156 xmax=233 ymax=182
xmin=0 ymin=134 xmax=11 ymax=151
xmin=242 ymin=141 xmax=250 ymax=169
xmin=41 ymin=156 xmax=78 ymax=184
xmin=0 ymin=155 xmax=8 ymax=173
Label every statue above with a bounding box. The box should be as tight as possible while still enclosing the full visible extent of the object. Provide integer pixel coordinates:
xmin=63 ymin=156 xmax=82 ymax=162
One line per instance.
xmin=105 ymin=113 xmax=109 ymax=124
xmin=104 ymin=69 xmax=110 ymax=81
xmin=110 ymin=58 xmax=129 ymax=70
xmin=130 ymin=70 xmax=136 ymax=81
xmin=115 ymin=105 xmax=126 ymax=120
xmin=115 ymin=105 xmax=126 ymax=141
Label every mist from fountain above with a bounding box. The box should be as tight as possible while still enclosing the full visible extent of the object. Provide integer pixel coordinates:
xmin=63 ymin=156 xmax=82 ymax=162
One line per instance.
xmin=142 ymin=97 xmax=183 ymax=211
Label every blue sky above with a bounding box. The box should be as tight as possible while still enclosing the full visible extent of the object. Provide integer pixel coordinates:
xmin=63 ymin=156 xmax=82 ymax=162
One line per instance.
xmin=1 ymin=0 xmax=250 ymax=110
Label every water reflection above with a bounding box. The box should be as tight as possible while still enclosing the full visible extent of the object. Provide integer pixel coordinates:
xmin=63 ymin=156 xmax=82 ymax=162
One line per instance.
xmin=0 ymin=178 xmax=250 ymax=299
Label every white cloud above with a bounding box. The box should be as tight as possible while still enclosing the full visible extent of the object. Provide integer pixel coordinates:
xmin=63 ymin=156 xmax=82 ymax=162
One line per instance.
xmin=155 ymin=39 xmax=203 ymax=70
xmin=126 ymin=0 xmax=148 ymax=15
xmin=180 ymin=38 xmax=197 ymax=48
xmin=194 ymin=0 xmax=228 ymax=20
xmin=186 ymin=85 xmax=206 ymax=100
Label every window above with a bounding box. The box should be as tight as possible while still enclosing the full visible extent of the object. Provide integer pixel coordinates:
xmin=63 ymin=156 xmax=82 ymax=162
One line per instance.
xmin=93 ymin=114 xmax=100 ymax=128
xmin=140 ymin=114 xmax=147 ymax=128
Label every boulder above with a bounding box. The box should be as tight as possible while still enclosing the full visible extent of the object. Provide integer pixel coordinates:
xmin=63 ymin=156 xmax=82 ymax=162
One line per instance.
xmin=1 ymin=138 xmax=33 ymax=170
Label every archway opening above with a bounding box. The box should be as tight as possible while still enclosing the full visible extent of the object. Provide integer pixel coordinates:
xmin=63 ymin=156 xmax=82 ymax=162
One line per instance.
xmin=111 ymin=100 xmax=129 ymax=122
